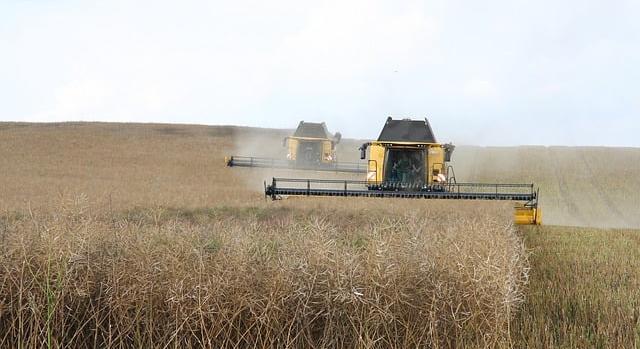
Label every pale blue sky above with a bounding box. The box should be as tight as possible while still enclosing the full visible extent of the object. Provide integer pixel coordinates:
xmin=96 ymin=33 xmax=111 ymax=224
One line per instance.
xmin=2 ymin=0 xmax=639 ymax=146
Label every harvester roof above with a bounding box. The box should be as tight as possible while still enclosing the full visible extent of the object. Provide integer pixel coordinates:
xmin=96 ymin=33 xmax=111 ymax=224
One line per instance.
xmin=292 ymin=121 xmax=332 ymax=139
xmin=377 ymin=117 xmax=437 ymax=143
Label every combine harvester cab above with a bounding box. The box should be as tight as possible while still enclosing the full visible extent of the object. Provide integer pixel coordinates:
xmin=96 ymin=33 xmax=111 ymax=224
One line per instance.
xmin=265 ymin=117 xmax=542 ymax=225
xmin=359 ymin=117 xmax=455 ymax=191
xmin=225 ymin=121 xmax=366 ymax=173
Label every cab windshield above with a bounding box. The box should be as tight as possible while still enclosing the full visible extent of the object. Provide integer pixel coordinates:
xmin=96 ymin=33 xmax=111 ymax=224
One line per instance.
xmin=384 ymin=148 xmax=425 ymax=185
xmin=296 ymin=140 xmax=322 ymax=164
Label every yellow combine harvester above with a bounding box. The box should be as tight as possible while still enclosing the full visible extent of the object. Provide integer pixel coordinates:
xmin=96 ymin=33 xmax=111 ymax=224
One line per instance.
xmin=284 ymin=121 xmax=341 ymax=165
xmin=225 ymin=121 xmax=366 ymax=173
xmin=265 ymin=117 xmax=541 ymax=225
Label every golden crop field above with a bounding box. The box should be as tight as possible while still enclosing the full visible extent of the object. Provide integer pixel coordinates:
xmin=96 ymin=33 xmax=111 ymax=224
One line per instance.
xmin=0 ymin=122 xmax=639 ymax=348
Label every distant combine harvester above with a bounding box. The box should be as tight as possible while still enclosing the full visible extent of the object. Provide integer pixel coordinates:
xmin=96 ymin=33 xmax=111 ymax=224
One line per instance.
xmin=225 ymin=121 xmax=367 ymax=173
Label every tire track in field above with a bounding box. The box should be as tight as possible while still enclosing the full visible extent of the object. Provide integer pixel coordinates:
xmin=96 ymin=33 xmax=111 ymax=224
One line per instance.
xmin=578 ymin=149 xmax=632 ymax=228
xmin=549 ymin=149 xmax=586 ymax=225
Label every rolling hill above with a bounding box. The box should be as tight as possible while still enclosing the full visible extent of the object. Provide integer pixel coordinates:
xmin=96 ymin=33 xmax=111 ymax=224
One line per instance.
xmin=1 ymin=122 xmax=638 ymax=228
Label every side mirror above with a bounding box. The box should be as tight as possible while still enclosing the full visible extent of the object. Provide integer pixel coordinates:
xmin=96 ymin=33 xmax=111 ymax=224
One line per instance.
xmin=443 ymin=143 xmax=455 ymax=162
xmin=359 ymin=143 xmax=368 ymax=160
xmin=334 ymin=132 xmax=342 ymax=144
xmin=282 ymin=137 xmax=288 ymax=147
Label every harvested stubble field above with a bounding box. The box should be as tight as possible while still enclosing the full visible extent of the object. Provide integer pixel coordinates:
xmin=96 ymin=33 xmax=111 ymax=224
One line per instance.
xmin=0 ymin=122 xmax=639 ymax=348
xmin=513 ymin=226 xmax=640 ymax=348
xmin=452 ymin=145 xmax=640 ymax=229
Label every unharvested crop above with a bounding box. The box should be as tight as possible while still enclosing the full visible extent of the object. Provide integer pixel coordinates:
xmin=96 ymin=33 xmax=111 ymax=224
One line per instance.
xmin=0 ymin=198 xmax=527 ymax=348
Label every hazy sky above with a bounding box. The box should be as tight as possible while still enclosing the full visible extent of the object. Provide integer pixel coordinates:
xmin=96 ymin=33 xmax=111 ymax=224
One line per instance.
xmin=2 ymin=0 xmax=639 ymax=146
